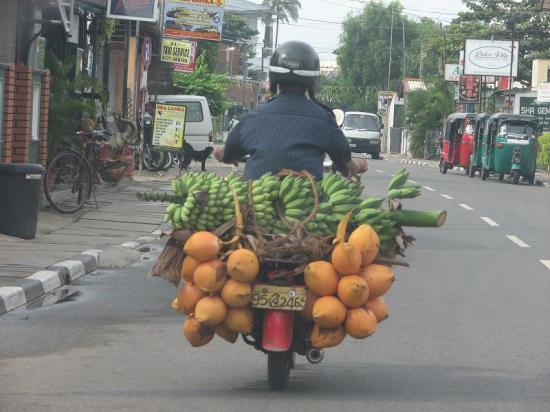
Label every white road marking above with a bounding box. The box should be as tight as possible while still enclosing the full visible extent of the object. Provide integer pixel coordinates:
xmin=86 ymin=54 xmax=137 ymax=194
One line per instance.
xmin=480 ymin=217 xmax=500 ymax=227
xmin=423 ymin=186 xmax=436 ymax=192
xmin=440 ymin=194 xmax=454 ymax=200
xmin=408 ymin=179 xmax=418 ymax=184
xmin=375 ymin=169 xmax=384 ymax=173
xmin=540 ymin=260 xmax=550 ymax=271
xmin=506 ymin=235 xmax=530 ymax=248
xmin=459 ymin=203 xmax=474 ymax=211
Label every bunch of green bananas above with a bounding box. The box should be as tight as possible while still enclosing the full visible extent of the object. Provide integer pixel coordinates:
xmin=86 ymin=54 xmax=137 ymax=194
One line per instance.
xmin=162 ymin=172 xmax=236 ymax=231
xmin=226 ymin=172 xmax=248 ymax=207
xmin=386 ymin=168 xmax=421 ymax=199
xmin=251 ymin=173 xmax=280 ymax=232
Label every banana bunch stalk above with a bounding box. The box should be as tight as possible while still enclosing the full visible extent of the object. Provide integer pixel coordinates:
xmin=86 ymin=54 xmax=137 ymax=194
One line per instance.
xmin=137 ymin=191 xmax=184 ymax=203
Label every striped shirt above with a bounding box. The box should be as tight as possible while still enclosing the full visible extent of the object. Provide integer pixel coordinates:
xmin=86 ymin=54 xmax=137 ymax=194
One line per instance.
xmin=222 ymin=92 xmax=351 ymax=180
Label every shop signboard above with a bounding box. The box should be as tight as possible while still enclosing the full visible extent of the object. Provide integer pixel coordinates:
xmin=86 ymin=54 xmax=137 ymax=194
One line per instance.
xmin=152 ymin=104 xmax=187 ymax=148
xmin=161 ymin=38 xmax=197 ymax=65
xmin=163 ymin=0 xmax=225 ymax=41
xmin=464 ymin=39 xmax=519 ymax=77
xmin=459 ymin=75 xmax=481 ymax=103
xmin=519 ymin=97 xmax=550 ymax=131
xmin=107 ymin=0 xmax=158 ymax=22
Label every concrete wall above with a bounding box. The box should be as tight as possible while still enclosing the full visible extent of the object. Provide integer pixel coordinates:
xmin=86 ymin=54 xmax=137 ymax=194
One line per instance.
xmin=0 ymin=0 xmax=19 ymax=65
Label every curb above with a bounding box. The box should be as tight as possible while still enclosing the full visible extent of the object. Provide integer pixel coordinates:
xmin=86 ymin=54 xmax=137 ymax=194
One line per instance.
xmin=0 ymin=234 xmax=160 ymax=316
xmin=397 ymin=158 xmax=436 ymax=168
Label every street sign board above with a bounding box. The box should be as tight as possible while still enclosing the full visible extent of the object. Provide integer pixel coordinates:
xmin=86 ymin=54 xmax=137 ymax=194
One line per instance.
xmin=152 ymin=104 xmax=187 ymax=149
xmin=537 ymin=82 xmax=550 ymax=103
xmin=377 ymin=91 xmax=393 ymax=115
xmin=445 ymin=64 xmax=460 ymax=82
xmin=107 ymin=0 xmax=158 ymax=22
xmin=163 ymin=0 xmax=225 ymax=41
xmin=458 ymin=75 xmax=481 ymax=103
xmin=464 ymin=39 xmax=519 ymax=77
xmin=519 ymin=97 xmax=550 ymax=131
xmin=142 ymin=36 xmax=152 ymax=70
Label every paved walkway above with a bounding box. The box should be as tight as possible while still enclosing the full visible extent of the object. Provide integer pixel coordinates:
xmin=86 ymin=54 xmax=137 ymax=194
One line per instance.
xmin=0 ymin=160 xmax=238 ymax=283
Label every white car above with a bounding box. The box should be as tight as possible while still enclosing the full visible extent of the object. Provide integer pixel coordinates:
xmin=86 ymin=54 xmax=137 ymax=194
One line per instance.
xmin=341 ymin=111 xmax=382 ymax=159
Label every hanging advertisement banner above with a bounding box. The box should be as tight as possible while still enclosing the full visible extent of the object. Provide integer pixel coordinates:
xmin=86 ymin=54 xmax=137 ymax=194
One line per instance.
xmin=152 ymin=104 xmax=187 ymax=149
xmin=445 ymin=64 xmax=461 ymax=82
xmin=161 ymin=38 xmax=197 ymax=65
xmin=173 ymin=42 xmax=198 ymax=73
xmin=459 ymin=75 xmax=481 ymax=103
xmin=464 ymin=39 xmax=519 ymax=77
xmin=107 ymin=0 xmax=158 ymax=22
xmin=163 ymin=0 xmax=225 ymax=41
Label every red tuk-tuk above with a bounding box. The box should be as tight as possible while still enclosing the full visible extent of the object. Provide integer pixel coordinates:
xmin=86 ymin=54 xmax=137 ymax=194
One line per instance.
xmin=440 ymin=113 xmax=476 ymax=174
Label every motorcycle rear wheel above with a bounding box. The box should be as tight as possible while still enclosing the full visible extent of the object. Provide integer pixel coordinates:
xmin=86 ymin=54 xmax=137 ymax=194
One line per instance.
xmin=267 ymin=351 xmax=291 ymax=391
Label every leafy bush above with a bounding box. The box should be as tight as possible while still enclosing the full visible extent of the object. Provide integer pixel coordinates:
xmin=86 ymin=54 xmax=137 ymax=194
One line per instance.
xmin=405 ymin=87 xmax=447 ymax=158
xmin=538 ymin=133 xmax=550 ymax=170
xmin=46 ymin=53 xmax=107 ymax=158
xmin=173 ymin=52 xmax=233 ymax=117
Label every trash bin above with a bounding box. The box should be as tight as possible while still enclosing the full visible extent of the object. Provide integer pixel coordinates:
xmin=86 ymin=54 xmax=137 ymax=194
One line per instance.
xmin=0 ymin=163 xmax=44 ymax=239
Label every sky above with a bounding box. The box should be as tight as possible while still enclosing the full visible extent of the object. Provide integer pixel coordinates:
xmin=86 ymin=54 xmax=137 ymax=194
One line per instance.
xmin=270 ymin=0 xmax=468 ymax=62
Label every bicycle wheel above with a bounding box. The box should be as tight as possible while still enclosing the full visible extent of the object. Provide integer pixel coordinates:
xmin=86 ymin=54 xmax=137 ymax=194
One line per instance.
xmin=143 ymin=145 xmax=169 ymax=172
xmin=43 ymin=151 xmax=93 ymax=213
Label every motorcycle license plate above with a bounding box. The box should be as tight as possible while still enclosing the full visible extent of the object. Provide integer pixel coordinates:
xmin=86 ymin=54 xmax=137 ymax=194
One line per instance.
xmin=251 ymin=284 xmax=307 ymax=311
xmin=349 ymin=143 xmax=357 ymax=147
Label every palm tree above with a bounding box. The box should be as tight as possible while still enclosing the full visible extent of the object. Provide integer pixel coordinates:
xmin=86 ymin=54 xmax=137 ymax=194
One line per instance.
xmin=262 ymin=0 xmax=301 ymax=48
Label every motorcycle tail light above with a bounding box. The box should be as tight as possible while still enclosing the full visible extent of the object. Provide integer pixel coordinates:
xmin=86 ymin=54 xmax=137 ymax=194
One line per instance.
xmin=496 ymin=143 xmax=505 ymax=149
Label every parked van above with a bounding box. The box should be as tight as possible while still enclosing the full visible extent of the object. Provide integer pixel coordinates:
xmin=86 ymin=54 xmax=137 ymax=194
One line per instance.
xmin=341 ymin=111 xmax=382 ymax=159
xmin=151 ymin=95 xmax=213 ymax=150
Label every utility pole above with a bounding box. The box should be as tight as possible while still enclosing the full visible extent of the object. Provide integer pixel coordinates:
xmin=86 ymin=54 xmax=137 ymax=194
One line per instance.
xmin=387 ymin=5 xmax=394 ymax=90
xmin=442 ymin=23 xmax=447 ymax=120
xmin=402 ymin=18 xmax=406 ymax=78
xmin=507 ymin=17 xmax=515 ymax=114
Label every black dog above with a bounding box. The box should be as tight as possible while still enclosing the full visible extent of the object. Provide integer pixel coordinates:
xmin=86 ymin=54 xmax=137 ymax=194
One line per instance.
xmin=180 ymin=145 xmax=214 ymax=172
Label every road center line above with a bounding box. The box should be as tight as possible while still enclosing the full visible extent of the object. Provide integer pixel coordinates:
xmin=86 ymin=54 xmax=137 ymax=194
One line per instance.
xmin=459 ymin=203 xmax=474 ymax=211
xmin=408 ymin=179 xmax=418 ymax=184
xmin=506 ymin=235 xmax=530 ymax=248
xmin=440 ymin=194 xmax=454 ymax=200
xmin=540 ymin=260 xmax=550 ymax=271
xmin=375 ymin=169 xmax=384 ymax=173
xmin=423 ymin=186 xmax=436 ymax=192
xmin=480 ymin=217 xmax=500 ymax=227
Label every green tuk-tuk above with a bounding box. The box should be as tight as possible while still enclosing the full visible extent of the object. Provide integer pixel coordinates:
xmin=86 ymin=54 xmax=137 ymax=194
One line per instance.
xmin=468 ymin=113 xmax=491 ymax=178
xmin=480 ymin=113 xmax=540 ymax=184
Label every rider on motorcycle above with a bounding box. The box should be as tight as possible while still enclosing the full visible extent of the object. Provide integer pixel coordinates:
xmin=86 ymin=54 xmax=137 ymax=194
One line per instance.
xmin=214 ymin=41 xmax=367 ymax=179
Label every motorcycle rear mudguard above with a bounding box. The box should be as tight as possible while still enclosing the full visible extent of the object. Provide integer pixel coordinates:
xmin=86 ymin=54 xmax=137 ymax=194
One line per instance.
xmin=511 ymin=162 xmax=522 ymax=171
xmin=262 ymin=310 xmax=294 ymax=352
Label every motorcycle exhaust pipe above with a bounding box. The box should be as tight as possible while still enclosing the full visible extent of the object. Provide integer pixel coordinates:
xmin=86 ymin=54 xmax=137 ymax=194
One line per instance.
xmin=306 ymin=347 xmax=324 ymax=364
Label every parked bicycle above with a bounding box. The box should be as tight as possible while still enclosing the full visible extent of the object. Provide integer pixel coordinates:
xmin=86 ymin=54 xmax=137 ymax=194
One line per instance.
xmin=43 ymin=126 xmax=134 ymax=213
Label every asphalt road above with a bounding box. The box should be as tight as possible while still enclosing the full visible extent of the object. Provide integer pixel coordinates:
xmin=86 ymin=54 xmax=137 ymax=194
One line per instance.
xmin=2 ymin=158 xmax=550 ymax=412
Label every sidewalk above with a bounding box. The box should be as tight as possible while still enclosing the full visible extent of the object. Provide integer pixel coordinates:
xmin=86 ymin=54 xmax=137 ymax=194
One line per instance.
xmin=384 ymin=153 xmax=550 ymax=187
xmin=0 ymin=160 xmax=237 ymax=315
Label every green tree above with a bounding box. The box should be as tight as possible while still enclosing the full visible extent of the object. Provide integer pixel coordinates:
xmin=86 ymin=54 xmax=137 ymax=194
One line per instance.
xmin=336 ymin=1 xmax=416 ymax=90
xmin=450 ymin=0 xmax=550 ymax=86
xmin=405 ymin=84 xmax=451 ymax=157
xmin=173 ymin=53 xmax=233 ymax=116
xmin=262 ymin=0 xmax=301 ymax=47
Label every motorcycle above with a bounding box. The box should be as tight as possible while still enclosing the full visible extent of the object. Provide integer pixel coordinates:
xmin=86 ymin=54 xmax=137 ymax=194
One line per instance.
xmin=245 ymin=261 xmax=324 ymax=391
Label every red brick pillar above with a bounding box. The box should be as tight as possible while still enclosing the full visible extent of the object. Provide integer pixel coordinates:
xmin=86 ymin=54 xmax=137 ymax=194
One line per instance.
xmin=12 ymin=65 xmax=32 ymax=163
xmin=38 ymin=71 xmax=50 ymax=166
xmin=1 ymin=65 xmax=16 ymax=163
